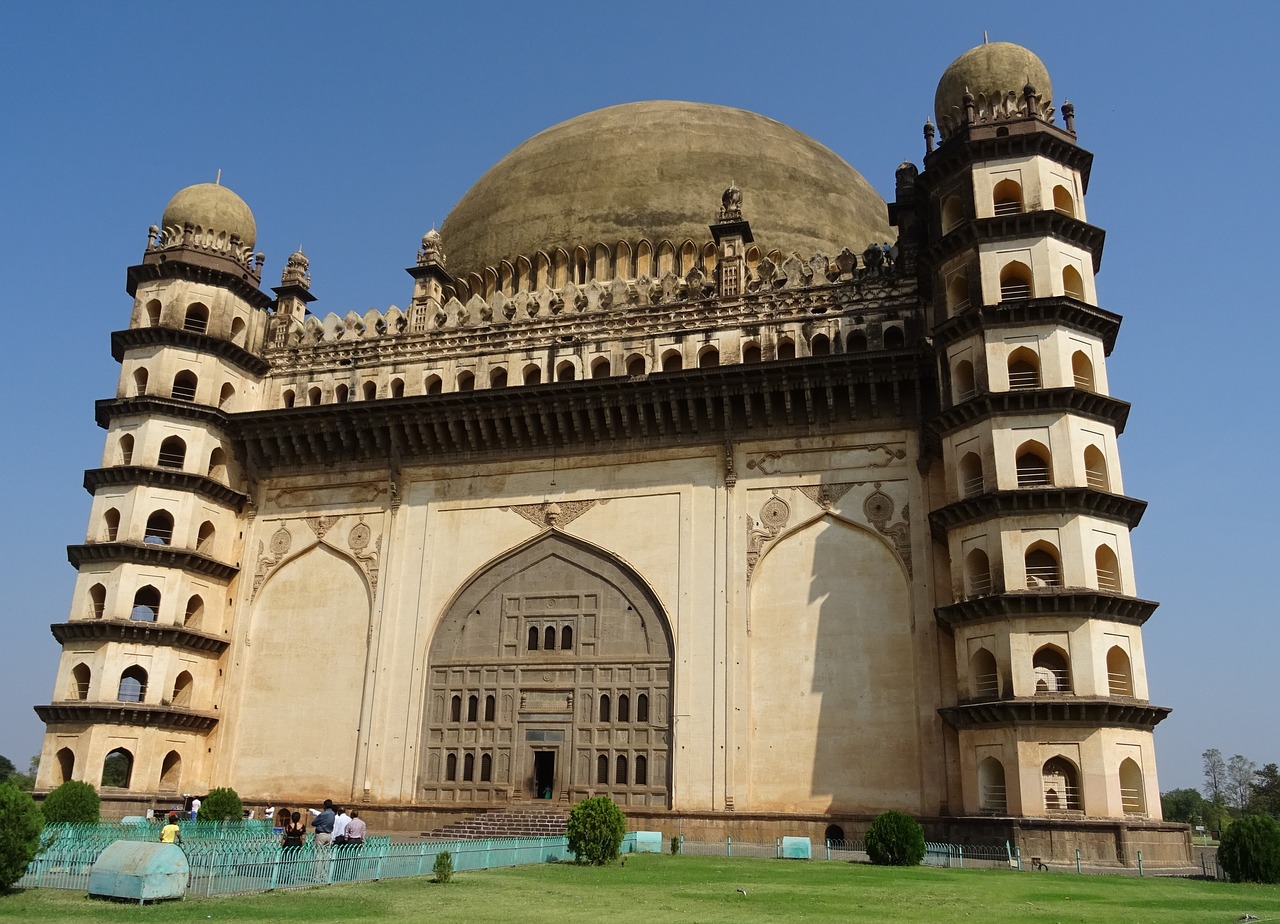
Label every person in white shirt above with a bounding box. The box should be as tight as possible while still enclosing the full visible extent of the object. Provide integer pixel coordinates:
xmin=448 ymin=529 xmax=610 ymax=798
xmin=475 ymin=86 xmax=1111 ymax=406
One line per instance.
xmin=332 ymin=807 xmax=351 ymax=844
xmin=189 ymin=797 xmax=201 ymax=821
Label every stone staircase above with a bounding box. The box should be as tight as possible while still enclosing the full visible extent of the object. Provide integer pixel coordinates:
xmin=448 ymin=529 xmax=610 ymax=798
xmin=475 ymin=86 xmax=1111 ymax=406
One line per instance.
xmin=428 ymin=808 xmax=568 ymax=840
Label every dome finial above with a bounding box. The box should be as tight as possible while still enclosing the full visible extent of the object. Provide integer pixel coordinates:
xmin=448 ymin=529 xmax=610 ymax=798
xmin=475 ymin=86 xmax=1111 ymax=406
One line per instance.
xmin=215 ymin=168 xmax=221 ymax=186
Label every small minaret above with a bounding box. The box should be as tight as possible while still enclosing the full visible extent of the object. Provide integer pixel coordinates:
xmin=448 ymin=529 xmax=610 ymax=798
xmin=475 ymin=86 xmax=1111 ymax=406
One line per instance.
xmin=273 ymin=250 xmax=316 ymax=324
xmin=405 ymin=230 xmax=454 ymax=333
xmin=709 ymin=184 xmax=752 ymax=298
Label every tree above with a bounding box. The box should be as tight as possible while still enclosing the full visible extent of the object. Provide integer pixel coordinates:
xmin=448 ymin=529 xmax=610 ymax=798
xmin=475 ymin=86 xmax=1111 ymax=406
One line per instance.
xmin=7 ymin=757 xmax=38 ymax=792
xmin=0 ymin=784 xmax=44 ymax=891
xmin=1249 ymin=764 xmax=1280 ymax=819
xmin=196 ymin=787 xmax=243 ymax=822
xmin=1161 ymin=788 xmax=1208 ymax=825
xmin=40 ymin=780 xmax=99 ymax=824
xmin=565 ymin=796 xmax=626 ymax=865
xmin=865 ymin=811 xmax=927 ymax=866
xmin=101 ymin=752 xmax=130 ymax=788
xmin=1203 ymin=748 xmax=1227 ymax=805
xmin=1227 ymin=754 xmax=1259 ymax=813
xmin=0 ymin=757 xmax=16 ymax=782
xmin=1218 ymin=814 xmax=1280 ymax=884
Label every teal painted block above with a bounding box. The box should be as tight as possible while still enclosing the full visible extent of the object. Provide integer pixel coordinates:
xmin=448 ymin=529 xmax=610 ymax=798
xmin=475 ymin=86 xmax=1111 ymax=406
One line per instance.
xmin=88 ymin=841 xmax=189 ymax=902
xmin=781 ymin=836 xmax=811 ymax=859
xmin=633 ymin=831 xmax=663 ymax=853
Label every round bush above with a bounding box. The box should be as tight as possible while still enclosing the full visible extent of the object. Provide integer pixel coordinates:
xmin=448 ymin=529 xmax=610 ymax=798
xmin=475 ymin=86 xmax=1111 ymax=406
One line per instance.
xmin=40 ymin=780 xmax=99 ymax=824
xmin=865 ymin=810 xmax=926 ymax=866
xmin=566 ymin=796 xmax=626 ymax=865
xmin=1219 ymin=814 xmax=1280 ymax=884
xmin=0 ymin=784 xmax=44 ymax=890
xmin=433 ymin=849 xmax=453 ymax=883
xmin=196 ymin=787 xmax=243 ymax=823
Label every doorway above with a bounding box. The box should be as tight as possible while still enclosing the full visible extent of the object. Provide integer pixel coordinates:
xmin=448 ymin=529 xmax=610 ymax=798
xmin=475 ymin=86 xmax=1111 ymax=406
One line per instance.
xmin=533 ymin=750 xmax=556 ymax=800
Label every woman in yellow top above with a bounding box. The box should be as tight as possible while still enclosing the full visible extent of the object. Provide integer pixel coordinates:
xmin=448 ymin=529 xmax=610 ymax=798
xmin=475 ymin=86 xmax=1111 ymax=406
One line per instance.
xmin=159 ymin=813 xmax=182 ymax=845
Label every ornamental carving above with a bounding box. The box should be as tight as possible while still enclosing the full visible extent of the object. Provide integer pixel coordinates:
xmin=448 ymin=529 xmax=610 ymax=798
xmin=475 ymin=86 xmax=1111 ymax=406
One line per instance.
xmin=305 ymin=516 xmax=339 ymax=539
xmin=745 ymin=443 xmax=906 ymax=476
xmin=797 ymin=482 xmax=855 ymax=510
xmin=746 ymin=491 xmax=790 ymax=583
xmin=506 ymin=499 xmax=597 ymax=530
xmin=348 ymin=518 xmax=381 ymax=601
xmin=864 ymin=483 xmax=912 ymax=577
xmin=251 ymin=524 xmax=294 ymax=600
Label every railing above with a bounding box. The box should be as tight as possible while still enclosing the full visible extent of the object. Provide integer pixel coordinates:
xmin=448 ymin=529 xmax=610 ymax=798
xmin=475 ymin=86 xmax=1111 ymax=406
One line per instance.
xmin=183 ymin=318 xmax=208 ymax=334
xmin=1120 ymin=788 xmax=1146 ymax=816
xmin=1085 ymin=469 xmax=1108 ymax=490
xmin=1043 ymin=785 xmax=1083 ymax=813
xmin=156 ymin=451 xmax=185 ymax=469
xmin=1033 ymin=668 xmax=1072 ymax=693
xmin=993 ymin=201 xmax=1023 ymax=217
xmin=1074 ymin=374 xmax=1094 ymax=391
xmin=1107 ymin=671 xmax=1133 ymax=697
xmin=980 ymin=785 xmax=1008 ymax=814
xmin=171 ymin=384 xmax=198 ymax=401
xmin=1000 ymin=283 xmax=1032 ymax=301
xmin=966 ymin=573 xmax=993 ymax=597
xmin=972 ymin=673 xmax=999 ymax=698
xmin=143 ymin=529 xmax=173 ymax=545
xmin=1024 ymin=565 xmax=1061 ymax=588
xmin=948 ymin=297 xmax=972 ymax=313
xmin=1096 ymin=567 xmax=1121 ymax=592
xmin=962 ymin=474 xmax=985 ymax=496
xmin=1007 ymin=368 xmax=1040 ymax=389
xmin=1015 ymin=465 xmax=1051 ymax=487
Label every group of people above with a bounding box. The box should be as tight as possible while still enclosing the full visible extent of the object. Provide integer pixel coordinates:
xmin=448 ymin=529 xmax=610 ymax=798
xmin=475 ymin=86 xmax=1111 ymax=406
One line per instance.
xmin=275 ymin=799 xmax=367 ymax=849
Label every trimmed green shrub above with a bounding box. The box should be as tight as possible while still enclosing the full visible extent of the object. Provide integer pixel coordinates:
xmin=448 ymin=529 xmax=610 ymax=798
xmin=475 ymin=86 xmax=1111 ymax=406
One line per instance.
xmin=670 ymin=834 xmax=681 ymax=855
xmin=865 ymin=810 xmax=926 ymax=866
xmin=433 ymin=850 xmax=453 ymax=883
xmin=1219 ymin=813 xmax=1280 ymax=884
xmin=196 ymin=787 xmax=243 ymax=823
xmin=0 ymin=784 xmax=44 ymax=890
xmin=566 ymin=796 xmax=626 ymax=865
xmin=40 ymin=780 xmax=99 ymax=824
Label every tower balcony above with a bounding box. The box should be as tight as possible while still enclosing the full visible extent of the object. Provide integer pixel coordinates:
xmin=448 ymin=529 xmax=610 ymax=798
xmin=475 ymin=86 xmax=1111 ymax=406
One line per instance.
xmin=34 ymin=701 xmax=218 ymax=733
xmin=67 ymin=541 xmax=239 ymax=582
xmin=928 ymin=487 xmax=1147 ymax=541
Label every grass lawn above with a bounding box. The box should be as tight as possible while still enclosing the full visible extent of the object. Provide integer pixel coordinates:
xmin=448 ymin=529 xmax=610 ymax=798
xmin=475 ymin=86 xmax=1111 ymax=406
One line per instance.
xmin=1 ymin=854 xmax=1277 ymax=923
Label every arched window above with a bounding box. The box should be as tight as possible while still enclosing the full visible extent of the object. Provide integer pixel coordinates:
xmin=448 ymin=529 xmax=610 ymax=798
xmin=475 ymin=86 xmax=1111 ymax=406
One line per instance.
xmin=159 ymin=751 xmax=182 ymax=790
xmin=184 ymin=595 xmax=204 ymax=627
xmin=618 ymin=694 xmax=630 ymax=722
xmin=1015 ymin=441 xmax=1052 ymax=487
xmin=171 ymin=371 xmax=198 ymax=402
xmin=480 ymin=754 xmax=493 ymax=782
xmin=467 ymin=695 xmax=478 ymax=722
xmin=458 ymin=371 xmax=476 ymax=391
xmin=196 ymin=521 xmax=215 ymax=553
xmin=992 ymin=179 xmax=1023 ymax=216
xmin=561 ymin=626 xmax=573 ymax=650
xmin=1042 ymin=756 xmax=1082 ymax=813
xmin=883 ymin=326 xmax=906 ymax=350
xmin=55 ymin=748 xmax=74 ymax=786
xmin=207 ymin=447 xmax=227 ymax=482
xmin=183 ymin=303 xmax=209 ymax=333
xmin=1006 ymin=347 xmax=1041 ymax=390
xmin=1119 ymin=758 xmax=1145 ymax=815
xmin=88 ymin=583 xmax=106 ymax=619
xmin=527 ymin=626 xmax=539 ymax=651
xmin=847 ymin=331 xmax=868 ymax=352
xmin=1095 ymin=545 xmax=1121 ymax=593
xmin=597 ymin=754 xmax=609 ymax=785
xmin=1107 ymin=646 xmax=1134 ymax=697
xmin=1072 ymin=351 xmax=1095 ymax=392
xmin=484 ymin=695 xmax=495 ymax=722
xmin=824 ymin=824 xmax=845 ymax=845
xmin=661 ymin=350 xmax=682 ymax=373
xmin=335 ymin=384 xmax=349 ymax=403
xmin=390 ymin=378 xmax=405 ymax=398
xmin=118 ymin=434 xmax=134 ymax=465
xmin=230 ymin=317 xmax=246 ymax=346
xmin=1032 ymin=646 xmax=1071 ymax=693
xmin=634 ymin=755 xmax=648 ymax=786
xmin=117 ymin=666 xmax=148 ymax=703
xmin=978 ymin=757 xmax=1008 ymax=813
xmin=103 ymin=507 xmax=120 ymax=541
xmin=1024 ymin=543 xmax=1062 ymax=588
xmin=953 ymin=360 xmax=976 ymax=402
xmin=218 ymin=383 xmax=235 ymax=409
xmin=450 ymin=695 xmax=462 ymax=722
xmin=999 ymin=261 xmax=1033 ymax=301
xmin=616 ymin=755 xmax=628 ymax=785
xmin=463 ymin=753 xmax=475 ymax=781
xmin=144 ymin=510 xmax=174 ymax=545
xmin=171 ymin=670 xmax=193 ymax=706
xmin=102 ymin=748 xmax=134 ymax=789
xmin=941 ymin=195 xmax=965 ymax=233
xmin=809 ymin=334 xmax=830 ymax=357
xmin=145 ymin=300 xmax=162 ymax=326
xmin=131 ymin=585 xmax=161 ymax=622
xmin=741 ymin=342 xmax=762 ymax=364
xmin=599 ymin=694 xmax=611 ymax=723
xmin=965 ymin=549 xmax=992 ymax=597
xmin=307 ymin=386 xmax=322 ymax=406
xmin=1062 ymin=265 xmax=1086 ymax=301
xmin=131 ymin=367 xmax=149 ymax=397
xmin=544 ymin=626 xmax=556 ymax=651
xmin=523 ymin=365 xmax=543 ymax=386
xmin=777 ymin=338 xmax=796 ymax=361
xmin=960 ymin=452 xmax=984 ymax=497
xmin=591 ymin=358 xmax=611 ymax=379
xmin=158 ymin=435 xmax=186 ymax=470
xmin=636 ymin=693 xmax=649 ymax=723
xmin=625 ymin=354 xmax=646 ymax=376
xmin=490 ymin=368 xmax=509 ymax=388
xmin=282 ymin=389 xmax=295 ymax=408
xmin=556 ymin=361 xmax=575 ymax=382
xmin=70 ymin=662 xmax=91 ymax=700
xmin=445 ymin=753 xmax=457 ymax=781
xmin=426 ymin=375 xmax=443 ymax=395
xmin=970 ymin=648 xmax=999 ymax=699
xmin=946 ymin=273 xmax=971 ymax=312
xmin=1052 ymin=185 xmax=1075 ymax=217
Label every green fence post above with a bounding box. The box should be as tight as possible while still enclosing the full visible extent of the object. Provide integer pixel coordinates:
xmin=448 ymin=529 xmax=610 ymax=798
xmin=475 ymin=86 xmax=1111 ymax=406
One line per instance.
xmin=775 ymin=837 xmax=781 ymax=860
xmin=726 ymin=835 xmax=731 ymax=858
xmin=1015 ymin=846 xmax=1022 ymax=871
xmin=678 ymin=833 xmax=684 ymax=856
xmin=1137 ymin=850 xmax=1143 ymax=876
xmin=1075 ymin=848 xmax=1081 ymax=874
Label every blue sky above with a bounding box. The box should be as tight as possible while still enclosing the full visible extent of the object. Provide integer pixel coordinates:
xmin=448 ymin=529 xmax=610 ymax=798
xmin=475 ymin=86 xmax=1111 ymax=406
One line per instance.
xmin=1 ymin=1 xmax=1275 ymax=795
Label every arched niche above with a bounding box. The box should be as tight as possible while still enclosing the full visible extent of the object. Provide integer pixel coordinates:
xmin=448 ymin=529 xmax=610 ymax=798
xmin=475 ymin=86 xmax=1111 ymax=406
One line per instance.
xmin=748 ymin=514 xmax=917 ymax=813
xmin=422 ymin=531 xmax=673 ymax=807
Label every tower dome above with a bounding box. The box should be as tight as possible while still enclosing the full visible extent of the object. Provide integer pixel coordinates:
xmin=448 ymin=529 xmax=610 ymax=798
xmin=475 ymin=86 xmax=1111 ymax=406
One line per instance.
xmin=934 ymin=41 xmax=1053 ymax=130
xmin=161 ymin=182 xmax=257 ymax=249
xmin=440 ymin=101 xmax=891 ymax=276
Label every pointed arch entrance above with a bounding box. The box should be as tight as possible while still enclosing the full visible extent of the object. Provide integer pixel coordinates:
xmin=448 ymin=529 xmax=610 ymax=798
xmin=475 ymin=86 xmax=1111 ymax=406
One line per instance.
xmin=420 ymin=531 xmax=672 ymax=808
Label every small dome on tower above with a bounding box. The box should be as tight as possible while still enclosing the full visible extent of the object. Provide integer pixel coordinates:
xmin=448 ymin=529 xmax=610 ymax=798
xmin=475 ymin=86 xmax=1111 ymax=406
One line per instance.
xmin=934 ymin=41 xmax=1052 ymax=129
xmin=161 ymin=182 xmax=257 ymax=249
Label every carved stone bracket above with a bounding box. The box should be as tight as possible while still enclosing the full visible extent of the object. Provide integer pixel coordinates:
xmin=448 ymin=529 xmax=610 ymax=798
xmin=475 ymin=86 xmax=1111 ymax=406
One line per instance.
xmin=746 ymin=492 xmax=790 ymax=584
xmin=251 ymin=524 xmax=293 ymax=600
xmin=347 ymin=517 xmax=382 ymax=602
xmin=506 ymin=499 xmax=597 ymax=530
xmin=864 ymin=484 xmax=912 ymax=577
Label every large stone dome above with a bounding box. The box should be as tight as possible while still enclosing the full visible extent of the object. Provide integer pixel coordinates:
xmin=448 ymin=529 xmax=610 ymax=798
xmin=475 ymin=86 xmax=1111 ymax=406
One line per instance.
xmin=161 ymin=182 xmax=257 ymax=249
xmin=440 ymin=101 xmax=891 ymax=275
xmin=934 ymin=41 xmax=1052 ymax=129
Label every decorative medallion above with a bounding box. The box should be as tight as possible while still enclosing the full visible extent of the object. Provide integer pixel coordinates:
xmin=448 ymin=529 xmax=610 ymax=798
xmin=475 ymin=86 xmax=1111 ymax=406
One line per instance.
xmin=269 ymin=525 xmax=292 ymax=556
xmin=746 ymin=491 xmax=791 ymax=585
xmin=349 ymin=521 xmax=371 ymax=550
xmin=864 ymin=488 xmax=894 ymax=525
xmin=759 ymin=495 xmax=790 ymax=530
xmin=347 ymin=517 xmax=381 ymax=601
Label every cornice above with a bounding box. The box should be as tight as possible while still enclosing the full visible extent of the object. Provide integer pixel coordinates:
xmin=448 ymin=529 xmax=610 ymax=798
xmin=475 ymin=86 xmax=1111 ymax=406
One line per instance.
xmin=95 ymin=396 xmax=232 ymax=431
xmin=34 ymin=701 xmax=218 ymax=732
xmin=929 ymin=488 xmax=1146 ymax=540
xmin=112 ymin=328 xmax=270 ymax=377
xmin=934 ymin=591 xmax=1160 ymax=630
xmin=938 ymin=697 xmax=1170 ymax=731
xmin=83 ymin=466 xmax=247 ymax=510
xmin=930 ymin=387 xmax=1130 ymax=438
xmin=51 ymin=620 xmax=229 ymax=655
xmin=927 ymin=212 xmax=1105 ymax=272
xmin=931 ymin=297 xmax=1122 ymax=355
xmin=127 ymin=252 xmax=273 ymax=309
xmin=921 ymin=125 xmax=1094 ymax=193
xmin=67 ymin=542 xmax=239 ymax=582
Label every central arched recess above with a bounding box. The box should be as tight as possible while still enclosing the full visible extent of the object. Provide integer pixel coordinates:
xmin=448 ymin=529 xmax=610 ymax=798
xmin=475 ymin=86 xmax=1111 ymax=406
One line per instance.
xmin=420 ymin=531 xmax=672 ymax=808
